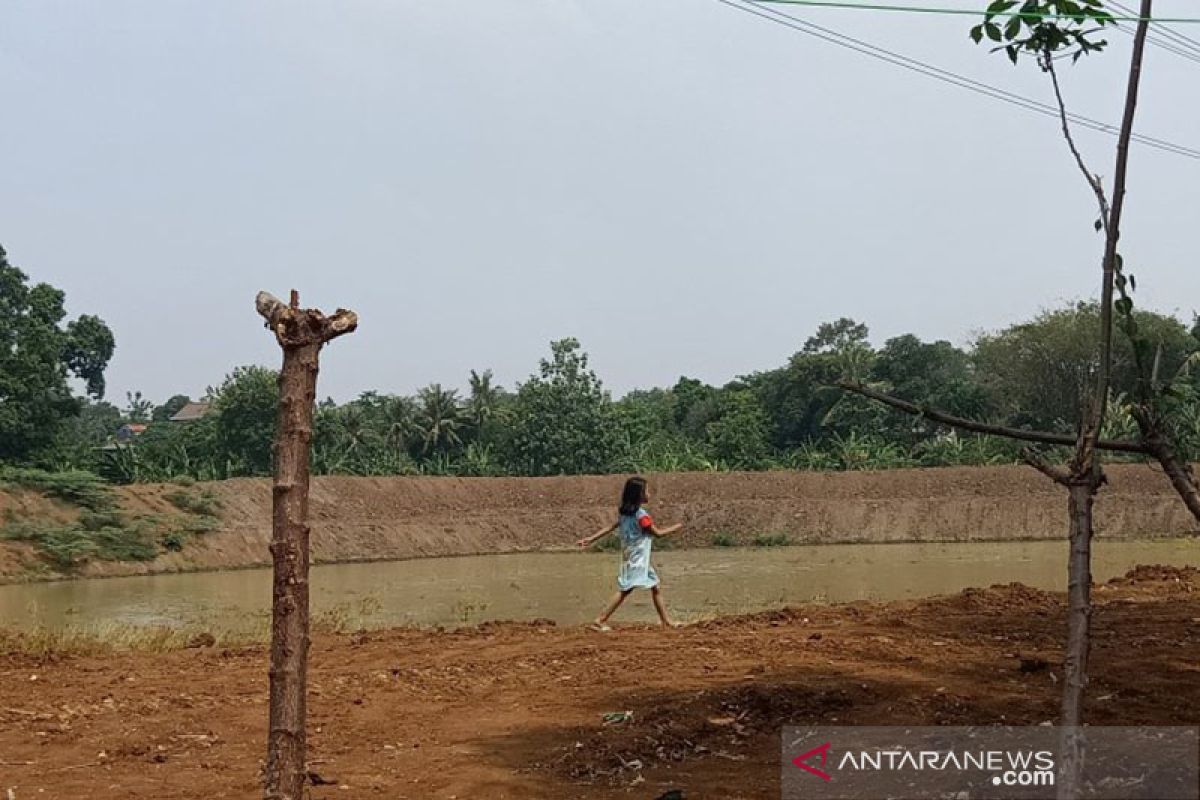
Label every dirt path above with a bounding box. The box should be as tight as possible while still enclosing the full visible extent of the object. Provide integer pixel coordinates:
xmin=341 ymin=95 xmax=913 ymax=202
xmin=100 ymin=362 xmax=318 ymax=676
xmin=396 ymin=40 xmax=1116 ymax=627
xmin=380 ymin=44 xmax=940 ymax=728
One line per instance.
xmin=1 ymin=566 xmax=1197 ymax=799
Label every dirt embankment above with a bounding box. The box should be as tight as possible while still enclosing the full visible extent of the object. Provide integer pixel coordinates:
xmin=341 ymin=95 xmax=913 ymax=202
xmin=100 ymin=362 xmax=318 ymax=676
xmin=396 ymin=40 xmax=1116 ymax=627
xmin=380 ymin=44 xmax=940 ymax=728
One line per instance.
xmin=1 ymin=464 xmax=1197 ymax=581
xmin=0 ymin=567 xmax=1197 ymax=799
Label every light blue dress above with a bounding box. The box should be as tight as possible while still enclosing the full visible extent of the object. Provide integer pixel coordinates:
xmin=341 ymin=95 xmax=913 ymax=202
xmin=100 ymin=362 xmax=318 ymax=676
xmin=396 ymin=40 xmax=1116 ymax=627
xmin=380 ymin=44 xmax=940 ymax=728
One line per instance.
xmin=617 ymin=508 xmax=659 ymax=591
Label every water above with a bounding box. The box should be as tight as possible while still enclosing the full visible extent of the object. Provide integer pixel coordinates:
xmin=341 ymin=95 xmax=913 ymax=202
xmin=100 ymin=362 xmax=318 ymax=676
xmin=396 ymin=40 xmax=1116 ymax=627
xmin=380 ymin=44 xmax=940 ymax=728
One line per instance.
xmin=0 ymin=539 xmax=1196 ymax=636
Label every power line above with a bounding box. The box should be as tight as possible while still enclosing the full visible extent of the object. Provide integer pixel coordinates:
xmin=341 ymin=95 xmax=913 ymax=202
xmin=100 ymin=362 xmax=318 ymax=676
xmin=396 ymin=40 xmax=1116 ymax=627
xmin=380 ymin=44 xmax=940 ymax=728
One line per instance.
xmin=1113 ymin=22 xmax=1200 ymax=66
xmin=752 ymin=0 xmax=1200 ymax=24
xmin=713 ymin=0 xmax=1200 ymax=160
xmin=1111 ymin=0 xmax=1200 ymax=49
xmin=723 ymin=0 xmax=1200 ymax=159
xmin=1109 ymin=0 xmax=1200 ymax=59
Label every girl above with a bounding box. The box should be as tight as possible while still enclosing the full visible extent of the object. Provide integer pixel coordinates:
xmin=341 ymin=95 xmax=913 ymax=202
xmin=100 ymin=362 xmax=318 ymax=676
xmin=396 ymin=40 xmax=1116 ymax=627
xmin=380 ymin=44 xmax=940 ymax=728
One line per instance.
xmin=576 ymin=476 xmax=683 ymax=631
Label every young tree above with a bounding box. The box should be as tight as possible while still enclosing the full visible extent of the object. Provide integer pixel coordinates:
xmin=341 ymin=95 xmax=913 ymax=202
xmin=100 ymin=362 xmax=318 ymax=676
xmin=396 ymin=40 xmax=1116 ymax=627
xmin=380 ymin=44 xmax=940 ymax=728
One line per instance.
xmin=256 ymin=290 xmax=356 ymax=800
xmin=974 ymin=9 xmax=1164 ymax=793
xmin=844 ymin=4 xmax=1161 ymax=796
xmin=0 ymin=244 xmax=115 ymax=462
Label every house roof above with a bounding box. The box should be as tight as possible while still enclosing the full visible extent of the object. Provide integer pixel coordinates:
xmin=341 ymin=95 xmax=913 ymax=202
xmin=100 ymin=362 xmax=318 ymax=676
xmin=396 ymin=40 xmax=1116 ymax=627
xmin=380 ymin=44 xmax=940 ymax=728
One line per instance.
xmin=169 ymin=401 xmax=213 ymax=422
xmin=112 ymin=422 xmax=149 ymax=445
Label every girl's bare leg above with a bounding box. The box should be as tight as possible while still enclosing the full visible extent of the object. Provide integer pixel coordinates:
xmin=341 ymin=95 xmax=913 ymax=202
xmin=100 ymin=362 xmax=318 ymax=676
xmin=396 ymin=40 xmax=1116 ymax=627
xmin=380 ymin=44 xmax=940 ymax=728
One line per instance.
xmin=651 ymin=586 xmax=674 ymax=628
xmin=595 ymin=590 xmax=631 ymax=626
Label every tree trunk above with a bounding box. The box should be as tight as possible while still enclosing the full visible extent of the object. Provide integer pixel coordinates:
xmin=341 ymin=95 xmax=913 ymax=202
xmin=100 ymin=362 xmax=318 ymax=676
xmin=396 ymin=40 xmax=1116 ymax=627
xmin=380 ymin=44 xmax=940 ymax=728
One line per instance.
xmin=1057 ymin=6 xmax=1152 ymax=797
xmin=263 ymin=338 xmax=319 ymax=800
xmin=257 ymin=291 xmax=357 ymax=800
xmin=1057 ymin=478 xmax=1095 ymax=800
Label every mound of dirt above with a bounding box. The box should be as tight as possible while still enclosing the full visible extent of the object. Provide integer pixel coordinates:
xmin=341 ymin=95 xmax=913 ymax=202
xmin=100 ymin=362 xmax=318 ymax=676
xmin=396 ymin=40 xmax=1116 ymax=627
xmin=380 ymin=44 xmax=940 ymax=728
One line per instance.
xmin=1108 ymin=564 xmax=1200 ymax=586
xmin=933 ymin=583 xmax=1062 ymax=614
xmin=2 ymin=464 xmax=1197 ymax=581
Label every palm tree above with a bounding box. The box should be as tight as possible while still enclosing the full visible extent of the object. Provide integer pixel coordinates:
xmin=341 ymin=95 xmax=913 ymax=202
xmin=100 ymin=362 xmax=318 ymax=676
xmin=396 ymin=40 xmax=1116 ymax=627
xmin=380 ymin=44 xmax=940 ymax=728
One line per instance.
xmin=381 ymin=395 xmax=419 ymax=453
xmin=334 ymin=404 xmax=375 ymax=455
xmin=466 ymin=369 xmax=501 ymax=431
xmin=415 ymin=384 xmax=466 ymax=456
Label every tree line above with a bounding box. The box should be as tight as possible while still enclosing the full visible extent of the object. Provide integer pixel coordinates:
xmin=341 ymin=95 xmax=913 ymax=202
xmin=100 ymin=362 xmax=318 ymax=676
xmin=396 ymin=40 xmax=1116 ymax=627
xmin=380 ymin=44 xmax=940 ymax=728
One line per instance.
xmin=3 ymin=245 xmax=1197 ymax=483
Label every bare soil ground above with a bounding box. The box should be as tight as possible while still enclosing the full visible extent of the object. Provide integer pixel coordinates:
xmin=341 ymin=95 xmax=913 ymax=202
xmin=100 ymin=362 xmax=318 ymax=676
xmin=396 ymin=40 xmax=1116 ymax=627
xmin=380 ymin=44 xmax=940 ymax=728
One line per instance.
xmin=3 ymin=465 xmax=1197 ymax=581
xmin=1 ymin=566 xmax=1197 ymax=799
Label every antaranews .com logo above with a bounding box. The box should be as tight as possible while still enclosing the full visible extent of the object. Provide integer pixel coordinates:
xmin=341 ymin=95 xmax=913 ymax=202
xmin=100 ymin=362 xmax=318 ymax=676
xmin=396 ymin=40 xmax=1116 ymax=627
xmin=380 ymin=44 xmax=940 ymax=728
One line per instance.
xmin=782 ymin=726 xmax=1198 ymax=800
xmin=792 ymin=739 xmax=1054 ymax=787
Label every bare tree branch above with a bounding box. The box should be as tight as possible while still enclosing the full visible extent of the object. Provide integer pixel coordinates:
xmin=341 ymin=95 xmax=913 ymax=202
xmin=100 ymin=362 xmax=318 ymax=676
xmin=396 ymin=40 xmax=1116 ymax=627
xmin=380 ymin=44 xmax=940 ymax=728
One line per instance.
xmin=1021 ymin=447 xmax=1072 ymax=486
xmin=834 ymin=380 xmax=1148 ymax=454
xmin=1042 ymin=51 xmax=1111 ymax=234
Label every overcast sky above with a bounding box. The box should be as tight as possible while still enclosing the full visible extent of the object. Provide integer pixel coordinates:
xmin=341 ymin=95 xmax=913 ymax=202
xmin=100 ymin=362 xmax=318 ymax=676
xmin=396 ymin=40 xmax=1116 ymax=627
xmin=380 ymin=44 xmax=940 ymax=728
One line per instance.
xmin=3 ymin=1 xmax=1197 ymax=405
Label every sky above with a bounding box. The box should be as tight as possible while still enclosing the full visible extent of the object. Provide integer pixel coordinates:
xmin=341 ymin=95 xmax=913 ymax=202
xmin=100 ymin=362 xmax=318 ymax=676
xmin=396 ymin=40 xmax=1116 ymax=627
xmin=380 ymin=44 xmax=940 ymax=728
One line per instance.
xmin=2 ymin=0 xmax=1198 ymax=406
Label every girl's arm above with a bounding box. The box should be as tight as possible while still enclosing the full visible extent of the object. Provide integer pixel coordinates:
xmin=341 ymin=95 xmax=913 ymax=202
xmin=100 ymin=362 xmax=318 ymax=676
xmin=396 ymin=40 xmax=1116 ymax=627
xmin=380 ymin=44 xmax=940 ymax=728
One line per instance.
xmin=647 ymin=522 xmax=683 ymax=537
xmin=576 ymin=521 xmax=618 ymax=548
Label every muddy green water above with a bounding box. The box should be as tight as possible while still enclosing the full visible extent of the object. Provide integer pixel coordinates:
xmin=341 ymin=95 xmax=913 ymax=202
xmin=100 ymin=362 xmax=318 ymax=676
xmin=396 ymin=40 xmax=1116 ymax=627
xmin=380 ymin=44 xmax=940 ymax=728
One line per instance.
xmin=1 ymin=540 xmax=1196 ymax=636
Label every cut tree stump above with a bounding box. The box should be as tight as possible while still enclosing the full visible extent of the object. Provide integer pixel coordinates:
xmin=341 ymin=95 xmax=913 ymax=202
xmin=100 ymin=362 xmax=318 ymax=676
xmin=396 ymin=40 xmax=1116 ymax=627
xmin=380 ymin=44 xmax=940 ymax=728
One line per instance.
xmin=256 ymin=290 xmax=357 ymax=800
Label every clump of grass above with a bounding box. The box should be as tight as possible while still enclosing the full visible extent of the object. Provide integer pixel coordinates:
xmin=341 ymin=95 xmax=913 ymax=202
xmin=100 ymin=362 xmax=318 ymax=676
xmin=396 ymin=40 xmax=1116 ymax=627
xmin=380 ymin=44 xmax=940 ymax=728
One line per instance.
xmin=182 ymin=515 xmax=220 ymax=534
xmin=711 ymin=532 xmax=737 ymax=547
xmin=164 ymin=488 xmax=222 ymax=517
xmin=87 ymin=523 xmax=158 ymax=561
xmin=752 ymin=532 xmax=791 ymax=547
xmin=2 ymin=521 xmax=98 ymax=568
xmin=161 ymin=530 xmax=187 ymax=552
xmin=171 ymin=475 xmax=197 ymax=487
xmin=78 ymin=508 xmax=126 ymax=531
xmin=2 ymin=519 xmax=157 ymax=570
xmin=452 ymin=598 xmax=489 ymax=624
xmin=0 ymin=467 xmax=116 ymax=511
xmin=314 ymin=605 xmax=355 ymax=634
xmin=0 ymin=623 xmax=260 ymax=657
xmin=158 ymin=514 xmax=219 ymax=552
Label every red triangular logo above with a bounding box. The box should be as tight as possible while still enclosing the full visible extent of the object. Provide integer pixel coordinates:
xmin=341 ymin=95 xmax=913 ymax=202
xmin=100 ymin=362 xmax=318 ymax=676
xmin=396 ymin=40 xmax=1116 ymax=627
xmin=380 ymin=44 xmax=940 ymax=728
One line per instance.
xmin=792 ymin=741 xmax=832 ymax=782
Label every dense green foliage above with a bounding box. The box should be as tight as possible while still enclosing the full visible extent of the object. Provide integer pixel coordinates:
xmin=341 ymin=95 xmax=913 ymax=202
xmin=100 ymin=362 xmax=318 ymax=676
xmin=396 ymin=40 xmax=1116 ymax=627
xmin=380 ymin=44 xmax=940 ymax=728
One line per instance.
xmin=48 ymin=304 xmax=1194 ymax=483
xmin=969 ymin=0 xmax=1115 ymax=64
xmin=974 ymin=303 xmax=1198 ymax=432
xmin=0 ymin=245 xmax=115 ymax=463
xmin=1 ymin=241 xmax=1197 ymax=482
xmin=506 ymin=338 xmax=621 ymax=476
xmin=0 ymin=466 xmax=117 ymax=511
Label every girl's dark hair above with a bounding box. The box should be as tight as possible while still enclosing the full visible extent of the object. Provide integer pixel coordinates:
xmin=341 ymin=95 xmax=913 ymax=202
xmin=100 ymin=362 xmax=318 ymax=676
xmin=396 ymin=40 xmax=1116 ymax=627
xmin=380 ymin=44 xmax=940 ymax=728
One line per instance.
xmin=619 ymin=476 xmax=648 ymax=517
